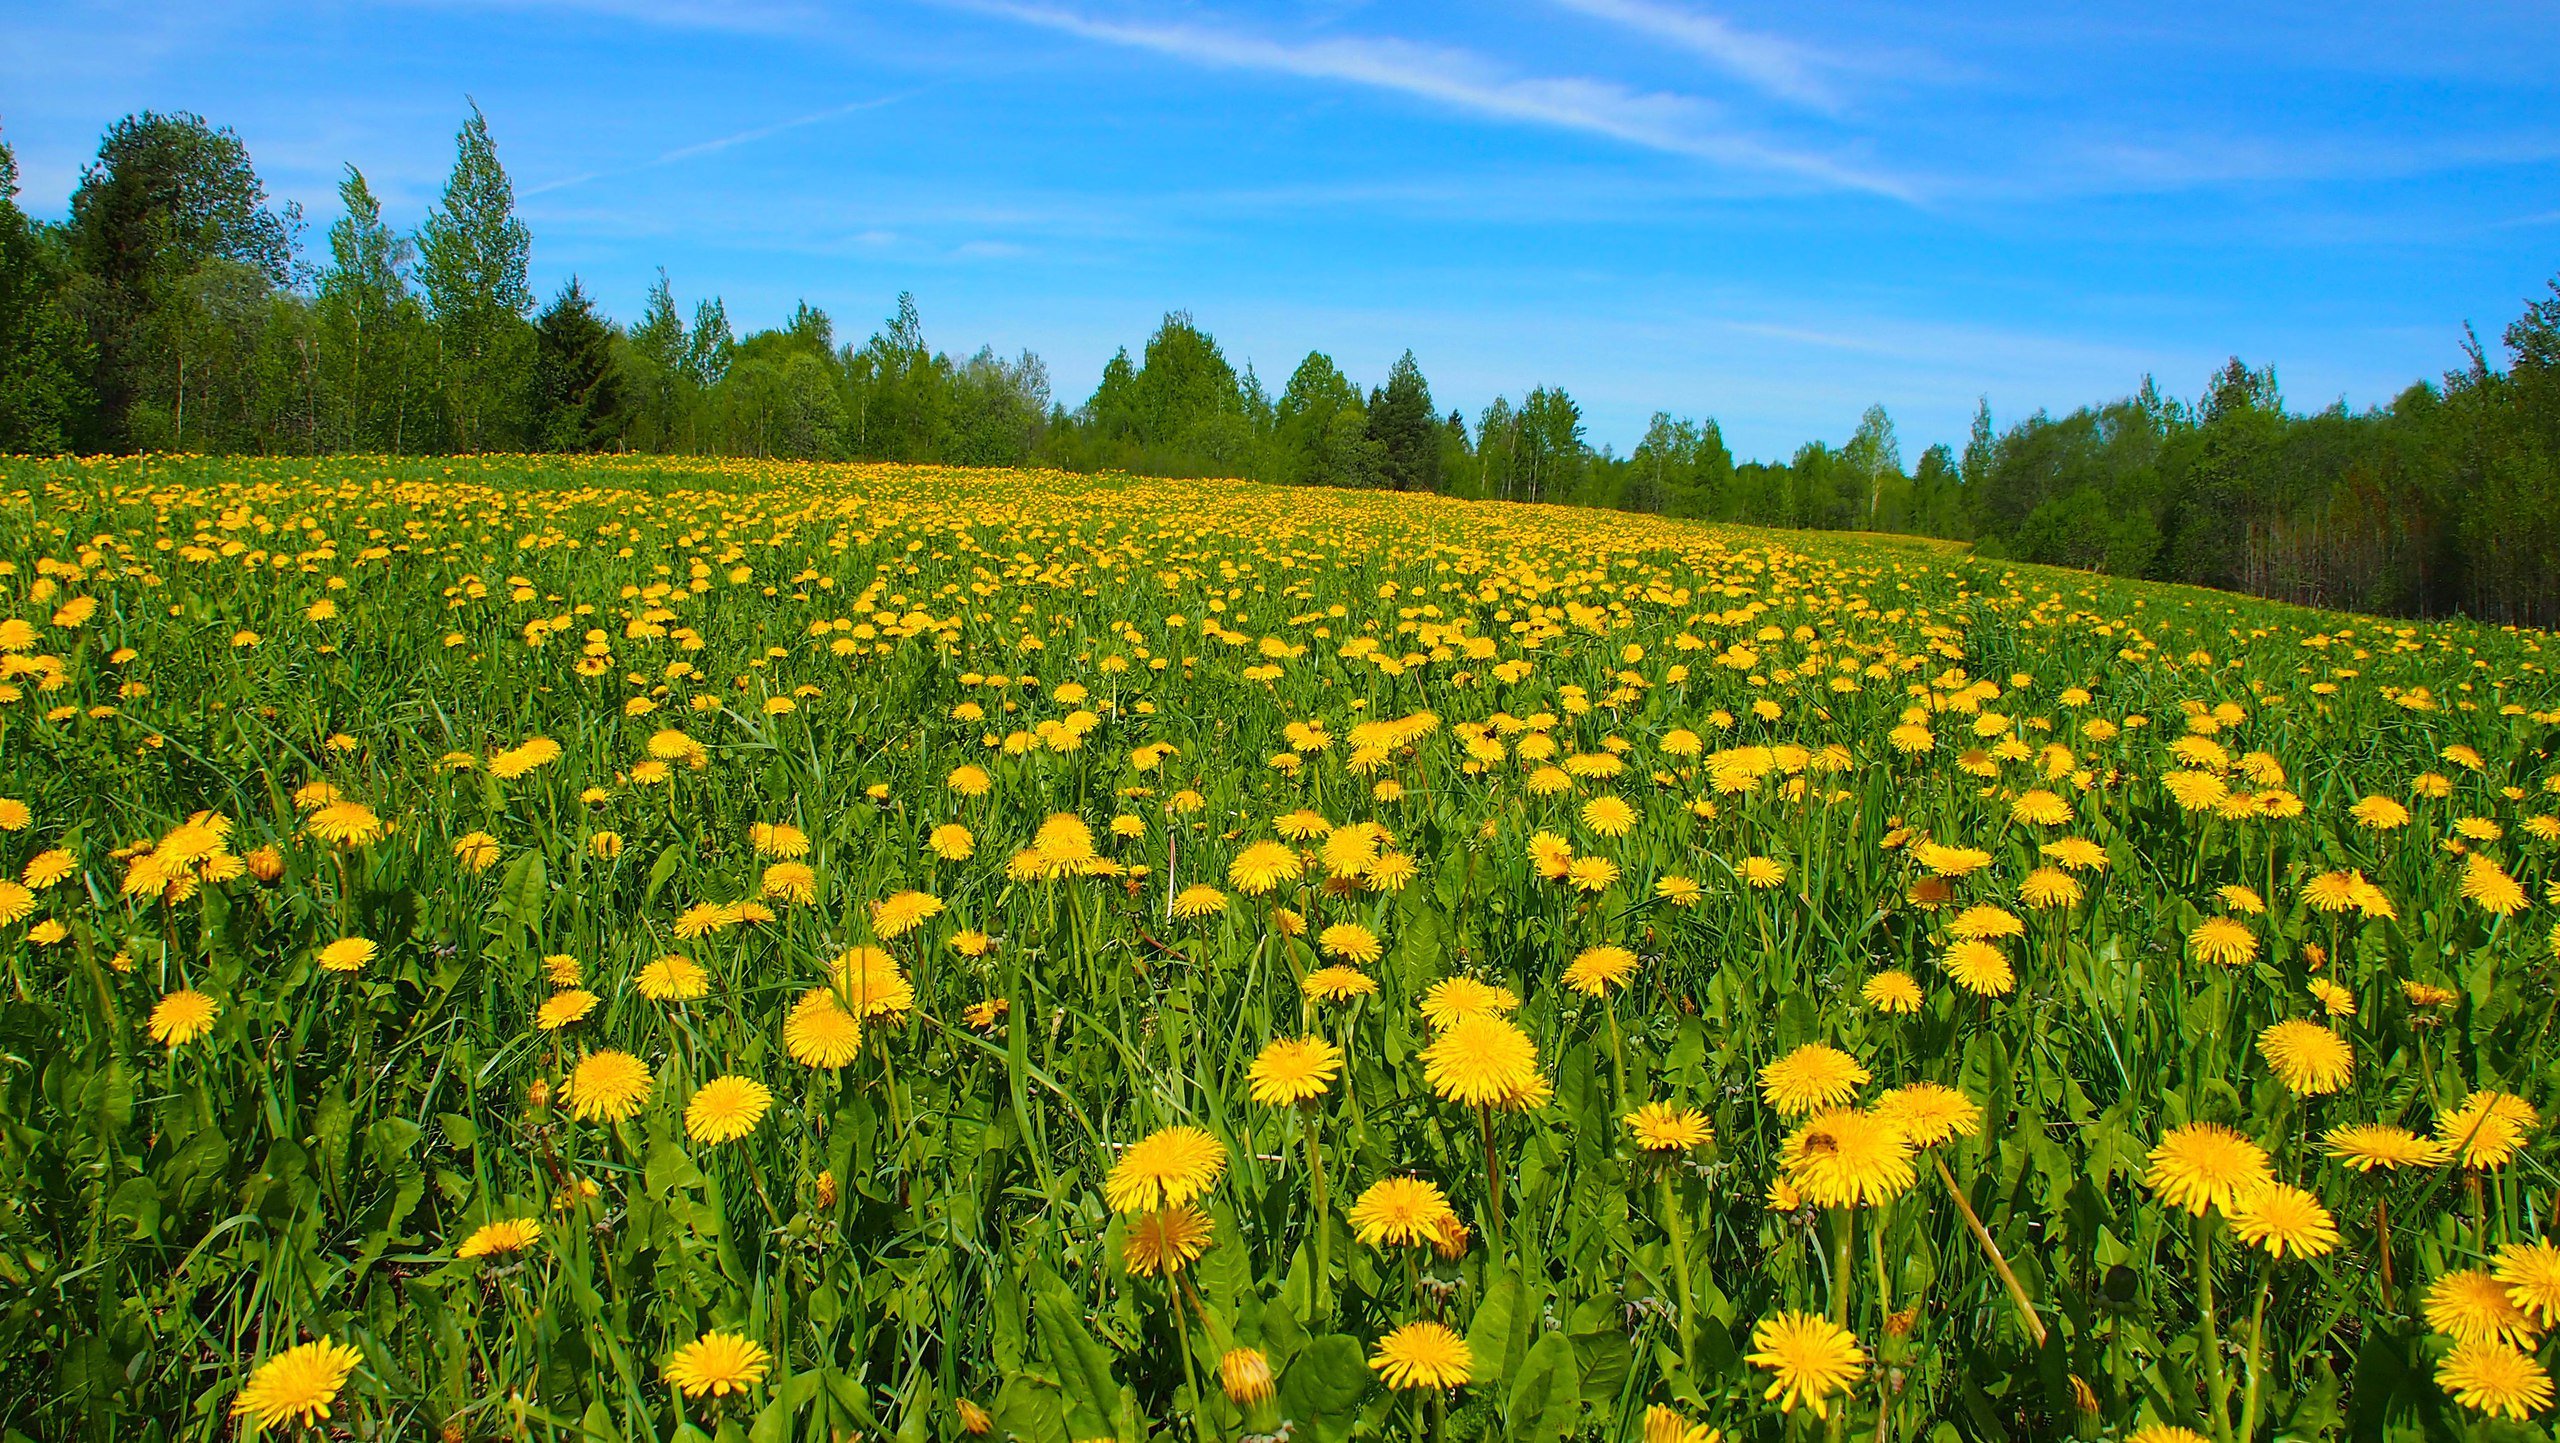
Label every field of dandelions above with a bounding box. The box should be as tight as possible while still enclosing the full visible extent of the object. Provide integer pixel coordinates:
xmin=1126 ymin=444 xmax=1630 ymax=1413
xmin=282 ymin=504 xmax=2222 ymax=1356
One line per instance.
xmin=1 ymin=454 xmax=2557 ymax=1443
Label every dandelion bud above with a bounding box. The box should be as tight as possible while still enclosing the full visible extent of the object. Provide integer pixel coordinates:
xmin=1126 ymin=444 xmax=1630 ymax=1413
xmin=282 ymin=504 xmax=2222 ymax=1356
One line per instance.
xmin=245 ymin=844 xmax=284 ymax=882
xmin=954 ymin=1398 xmax=993 ymax=1435
xmin=1642 ymin=1404 xmax=1722 ymax=1443
xmin=1430 ymin=1213 xmax=1471 ymax=1262
xmin=1219 ymin=1347 xmax=1276 ymax=1406
xmin=527 ymin=1078 xmax=552 ymax=1111
xmin=1886 ymin=1303 xmax=1920 ymax=1338
xmin=816 ymin=1170 xmax=839 ymax=1208
xmin=2068 ymin=1374 xmax=2099 ymax=1414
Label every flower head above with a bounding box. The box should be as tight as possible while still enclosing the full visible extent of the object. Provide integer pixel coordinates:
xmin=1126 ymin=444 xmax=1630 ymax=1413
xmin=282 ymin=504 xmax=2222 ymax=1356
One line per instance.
xmin=1872 ymin=1083 xmax=1982 ymax=1147
xmin=2438 ymin=1339 xmax=2555 ymax=1420
xmin=2257 ymin=1020 xmax=2353 ymax=1096
xmin=535 ymin=989 xmax=599 ymax=1032
xmin=2439 ymin=1091 xmax=2538 ymax=1170
xmin=1861 ymin=971 xmax=1923 ymax=1015
xmin=2224 ymin=1182 xmax=2338 ymax=1259
xmin=1347 ymin=1177 xmax=1458 ymax=1248
xmin=1105 ymin=1126 xmax=1229 ymax=1214
xmin=1422 ymin=1013 xmax=1549 ymax=1110
xmin=2427 ymin=1269 xmax=2542 ymax=1346
xmin=663 ymin=1332 xmax=772 ymax=1399
xmin=1370 ymin=1322 xmax=1473 ymax=1390
xmin=1780 ymin=1108 xmax=1918 ymax=1208
xmin=788 ymin=978 xmax=875 ymax=1062
xmin=638 ymin=954 xmax=710 ymax=1002
xmin=2188 ymin=917 xmax=2257 ymax=968
xmin=232 ymin=1339 xmax=365 ymax=1431
xmin=2143 ymin=1123 xmax=2272 ymax=1216
xmin=1745 ymin=1311 xmax=1864 ymax=1418
xmin=1419 ymin=976 xmax=1520 ymax=1027
xmin=456 ymin=1217 xmax=542 ymax=1259
xmin=685 ymin=1075 xmax=774 ymax=1144
xmin=1247 ymin=1036 xmax=1344 ymax=1106
xmin=2321 ymin=1123 xmax=2447 ymax=1172
xmin=2495 ymin=1240 xmax=2560 ymax=1328
xmin=563 ymin=1051 xmax=654 ymax=1123
xmin=1758 ymin=1044 xmax=1870 ymax=1118
xmin=1623 ymin=1102 xmax=1714 ymax=1153
xmin=1123 ymin=1202 xmax=1215 ymax=1276
xmin=148 ymin=989 xmax=219 ymax=1047
xmin=1938 ymin=940 xmax=2015 ymax=997
xmin=1561 ymin=944 xmax=1639 ymax=996
xmin=1303 ymin=965 xmax=1379 ymax=1003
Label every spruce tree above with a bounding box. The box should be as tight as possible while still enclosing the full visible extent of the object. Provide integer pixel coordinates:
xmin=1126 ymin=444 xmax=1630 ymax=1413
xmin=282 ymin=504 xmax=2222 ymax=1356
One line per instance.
xmin=532 ymin=278 xmax=625 ymax=451
xmin=1366 ymin=349 xmax=1439 ymax=491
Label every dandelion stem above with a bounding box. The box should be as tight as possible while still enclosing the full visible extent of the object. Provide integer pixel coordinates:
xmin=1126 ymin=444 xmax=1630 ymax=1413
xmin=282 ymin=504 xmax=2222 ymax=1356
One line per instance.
xmin=2192 ymin=1212 xmax=2234 ymax=1443
xmin=1478 ymin=1105 xmax=1506 ymax=1239
xmin=1830 ymin=1207 xmax=1854 ymax=1328
xmin=1301 ymin=1105 xmax=1331 ymax=1317
xmin=2237 ymin=1258 xmax=2273 ymax=1443
xmin=2374 ymin=1193 xmax=2396 ymax=1312
xmin=1659 ymin=1168 xmax=1697 ymax=1375
xmin=1932 ymin=1155 xmax=2045 ymax=1346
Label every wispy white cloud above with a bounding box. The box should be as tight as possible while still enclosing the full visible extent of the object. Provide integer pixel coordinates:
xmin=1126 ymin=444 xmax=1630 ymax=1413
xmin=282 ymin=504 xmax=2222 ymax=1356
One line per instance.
xmin=1543 ymin=0 xmax=1839 ymax=112
xmin=383 ymin=0 xmax=821 ymax=34
xmin=951 ymin=0 xmax=1914 ymax=200
xmin=523 ymin=95 xmax=905 ymax=196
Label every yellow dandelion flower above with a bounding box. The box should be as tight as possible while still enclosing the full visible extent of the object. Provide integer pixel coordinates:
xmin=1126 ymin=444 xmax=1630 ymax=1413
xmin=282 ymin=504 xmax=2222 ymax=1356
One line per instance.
xmin=2188 ymin=916 xmax=2257 ymax=968
xmin=1745 ymin=1311 xmax=1864 ymax=1418
xmin=2143 ymin=1123 xmax=2272 ymax=1215
xmin=562 ymin=1050 xmax=653 ymax=1123
xmin=637 ymin=954 xmax=710 ymax=1002
xmin=1370 ymin=1321 xmax=1473 ymax=1390
xmin=1622 ymin=1102 xmax=1713 ymax=1152
xmin=663 ymin=1332 xmax=772 ymax=1399
xmin=2427 ymin=1269 xmax=2542 ymax=1346
xmin=1105 ymin=1126 xmax=1229 ymax=1214
xmin=1561 ymin=944 xmax=1638 ymax=996
xmin=148 ymin=989 xmax=219 ymax=1046
xmin=1123 ymin=1202 xmax=1215 ymax=1277
xmin=1246 ymin=1036 xmax=1344 ymax=1106
xmin=1759 ymin=1044 xmax=1870 ymax=1117
xmin=783 ymin=988 xmax=864 ymax=1069
xmin=1862 ymin=970 xmax=1924 ymax=1015
xmin=456 ymin=1217 xmax=542 ymax=1259
xmin=1422 ymin=1013 xmax=1549 ymax=1110
xmin=1347 ymin=1177 xmax=1458 ymax=1248
xmin=2437 ymin=1340 xmax=2555 ymax=1420
xmin=685 ymin=1075 xmax=774 ymax=1144
xmin=2224 ymin=1182 xmax=2338 ymax=1259
xmin=231 ymin=1338 xmax=365 ymax=1431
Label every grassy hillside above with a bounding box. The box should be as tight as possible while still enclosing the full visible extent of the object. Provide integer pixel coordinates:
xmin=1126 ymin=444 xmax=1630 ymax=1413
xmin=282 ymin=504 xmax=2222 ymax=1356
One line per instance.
xmin=2 ymin=455 xmax=2556 ymax=1442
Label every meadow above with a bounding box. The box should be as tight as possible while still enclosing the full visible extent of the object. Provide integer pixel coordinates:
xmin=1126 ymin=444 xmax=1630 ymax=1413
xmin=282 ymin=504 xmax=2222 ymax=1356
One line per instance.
xmin=1 ymin=454 xmax=2556 ymax=1443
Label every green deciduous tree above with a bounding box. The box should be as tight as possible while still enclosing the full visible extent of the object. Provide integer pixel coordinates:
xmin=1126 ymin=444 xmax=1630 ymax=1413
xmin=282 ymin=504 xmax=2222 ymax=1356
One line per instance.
xmin=1274 ymin=351 xmax=1377 ymax=489
xmin=418 ymin=102 xmax=533 ymax=451
xmin=315 ymin=166 xmax=435 ymax=451
xmin=64 ymin=111 xmax=292 ymax=449
xmin=0 ymin=137 xmax=90 ymax=452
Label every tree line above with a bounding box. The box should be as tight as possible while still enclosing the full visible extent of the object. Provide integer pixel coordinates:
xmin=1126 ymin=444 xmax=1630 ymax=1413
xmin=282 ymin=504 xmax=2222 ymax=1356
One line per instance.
xmin=1 ymin=107 xmax=2554 ymax=626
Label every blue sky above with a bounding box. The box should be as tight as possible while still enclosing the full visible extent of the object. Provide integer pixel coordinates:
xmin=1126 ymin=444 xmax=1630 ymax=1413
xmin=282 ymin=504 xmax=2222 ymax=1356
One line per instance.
xmin=5 ymin=1 xmax=2556 ymax=460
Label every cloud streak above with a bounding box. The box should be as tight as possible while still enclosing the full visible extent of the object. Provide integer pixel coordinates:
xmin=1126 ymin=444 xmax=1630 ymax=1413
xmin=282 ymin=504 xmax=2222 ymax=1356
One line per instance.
xmin=523 ymin=95 xmax=905 ymax=196
xmin=954 ymin=0 xmax=1913 ymax=199
xmin=1544 ymin=0 xmax=1840 ymax=112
